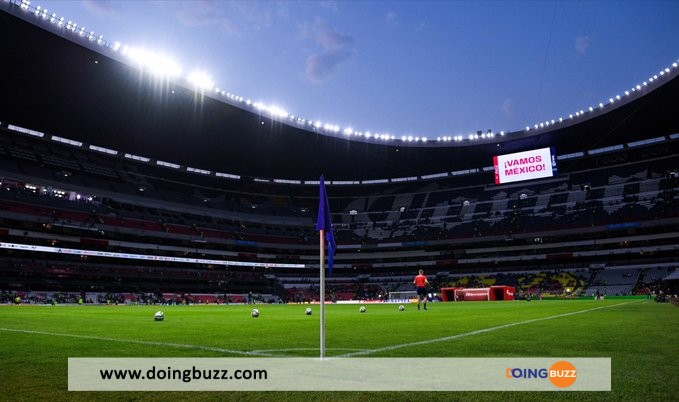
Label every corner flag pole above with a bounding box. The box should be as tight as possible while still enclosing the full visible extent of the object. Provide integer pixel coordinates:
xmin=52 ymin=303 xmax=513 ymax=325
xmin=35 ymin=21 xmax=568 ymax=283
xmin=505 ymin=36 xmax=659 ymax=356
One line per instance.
xmin=319 ymin=228 xmax=326 ymax=360
xmin=317 ymin=175 xmax=334 ymax=360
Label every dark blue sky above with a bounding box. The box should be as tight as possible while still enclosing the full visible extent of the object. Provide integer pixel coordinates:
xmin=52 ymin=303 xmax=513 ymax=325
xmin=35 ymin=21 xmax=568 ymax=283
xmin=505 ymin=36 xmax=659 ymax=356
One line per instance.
xmin=43 ymin=0 xmax=679 ymax=139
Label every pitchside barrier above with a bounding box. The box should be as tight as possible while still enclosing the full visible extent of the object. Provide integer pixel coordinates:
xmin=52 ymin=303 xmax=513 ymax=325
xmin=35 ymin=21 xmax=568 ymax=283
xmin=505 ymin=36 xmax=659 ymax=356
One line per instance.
xmin=441 ymin=286 xmax=516 ymax=301
xmin=387 ymin=291 xmax=418 ymax=303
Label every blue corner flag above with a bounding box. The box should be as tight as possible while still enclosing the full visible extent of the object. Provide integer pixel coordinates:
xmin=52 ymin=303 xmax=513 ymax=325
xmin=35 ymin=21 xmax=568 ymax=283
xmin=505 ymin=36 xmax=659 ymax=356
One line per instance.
xmin=316 ymin=175 xmax=336 ymax=274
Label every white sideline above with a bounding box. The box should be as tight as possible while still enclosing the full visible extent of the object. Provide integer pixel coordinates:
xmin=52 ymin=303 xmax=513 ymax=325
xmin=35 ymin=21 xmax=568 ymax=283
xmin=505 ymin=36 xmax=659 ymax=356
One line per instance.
xmin=0 ymin=327 xmax=276 ymax=357
xmin=337 ymin=300 xmax=642 ymax=357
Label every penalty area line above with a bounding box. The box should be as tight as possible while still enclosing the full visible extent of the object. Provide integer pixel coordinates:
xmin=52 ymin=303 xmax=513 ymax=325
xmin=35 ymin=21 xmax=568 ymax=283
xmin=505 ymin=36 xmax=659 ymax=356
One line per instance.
xmin=338 ymin=300 xmax=642 ymax=357
xmin=0 ymin=327 xmax=275 ymax=357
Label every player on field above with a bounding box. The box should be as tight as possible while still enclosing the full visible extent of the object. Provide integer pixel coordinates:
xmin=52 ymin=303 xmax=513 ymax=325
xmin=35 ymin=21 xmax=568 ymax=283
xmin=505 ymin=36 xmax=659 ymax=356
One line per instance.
xmin=413 ymin=269 xmax=429 ymax=310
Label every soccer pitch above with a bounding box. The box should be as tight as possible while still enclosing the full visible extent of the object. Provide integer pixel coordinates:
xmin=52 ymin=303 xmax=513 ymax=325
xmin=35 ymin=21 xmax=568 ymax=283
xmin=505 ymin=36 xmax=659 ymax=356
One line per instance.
xmin=0 ymin=299 xmax=676 ymax=401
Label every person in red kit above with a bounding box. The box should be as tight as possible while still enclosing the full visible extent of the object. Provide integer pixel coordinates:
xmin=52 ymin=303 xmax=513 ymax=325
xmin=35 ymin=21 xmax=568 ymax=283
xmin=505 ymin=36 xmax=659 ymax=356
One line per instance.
xmin=413 ymin=269 xmax=429 ymax=310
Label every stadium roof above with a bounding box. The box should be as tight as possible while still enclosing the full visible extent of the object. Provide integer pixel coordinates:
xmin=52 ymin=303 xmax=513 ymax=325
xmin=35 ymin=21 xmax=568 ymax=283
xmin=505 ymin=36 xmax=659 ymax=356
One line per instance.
xmin=1 ymin=3 xmax=679 ymax=182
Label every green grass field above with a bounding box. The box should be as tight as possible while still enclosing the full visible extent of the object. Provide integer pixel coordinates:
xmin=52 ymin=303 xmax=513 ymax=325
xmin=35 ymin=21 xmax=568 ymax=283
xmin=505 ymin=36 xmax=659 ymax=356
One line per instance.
xmin=0 ymin=299 xmax=677 ymax=401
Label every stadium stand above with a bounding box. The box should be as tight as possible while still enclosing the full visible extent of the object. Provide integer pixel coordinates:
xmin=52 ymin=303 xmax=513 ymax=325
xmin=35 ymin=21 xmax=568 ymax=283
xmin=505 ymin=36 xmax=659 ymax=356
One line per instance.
xmin=1 ymin=4 xmax=678 ymax=303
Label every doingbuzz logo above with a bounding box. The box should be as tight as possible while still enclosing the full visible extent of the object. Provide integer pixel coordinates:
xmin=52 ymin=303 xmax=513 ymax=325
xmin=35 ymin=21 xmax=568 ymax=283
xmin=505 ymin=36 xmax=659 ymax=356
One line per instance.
xmin=505 ymin=361 xmax=577 ymax=388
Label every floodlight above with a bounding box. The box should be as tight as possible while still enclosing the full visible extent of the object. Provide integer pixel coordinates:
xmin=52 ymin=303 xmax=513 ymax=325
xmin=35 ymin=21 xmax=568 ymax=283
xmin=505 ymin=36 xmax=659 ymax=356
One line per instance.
xmin=128 ymin=48 xmax=182 ymax=78
xmin=268 ymin=105 xmax=288 ymax=119
xmin=187 ymin=70 xmax=214 ymax=90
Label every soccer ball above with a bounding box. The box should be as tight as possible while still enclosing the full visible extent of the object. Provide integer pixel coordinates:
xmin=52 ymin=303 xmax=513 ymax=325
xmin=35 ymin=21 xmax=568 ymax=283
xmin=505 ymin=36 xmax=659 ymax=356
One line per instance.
xmin=154 ymin=311 xmax=164 ymax=321
xmin=305 ymin=307 xmax=312 ymax=315
xmin=359 ymin=306 xmax=366 ymax=313
xmin=399 ymin=305 xmax=405 ymax=311
xmin=251 ymin=308 xmax=260 ymax=318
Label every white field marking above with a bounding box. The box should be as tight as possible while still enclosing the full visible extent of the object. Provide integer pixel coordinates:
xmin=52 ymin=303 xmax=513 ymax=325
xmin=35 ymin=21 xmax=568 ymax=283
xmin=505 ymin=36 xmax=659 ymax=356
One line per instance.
xmin=251 ymin=348 xmax=363 ymax=354
xmin=0 ymin=327 xmax=275 ymax=357
xmin=338 ymin=300 xmax=642 ymax=358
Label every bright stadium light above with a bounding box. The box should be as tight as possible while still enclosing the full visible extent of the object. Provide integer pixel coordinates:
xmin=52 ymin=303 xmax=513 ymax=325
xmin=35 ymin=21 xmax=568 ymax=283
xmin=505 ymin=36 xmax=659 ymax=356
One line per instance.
xmin=187 ymin=70 xmax=214 ymax=90
xmin=268 ymin=105 xmax=288 ymax=119
xmin=127 ymin=48 xmax=182 ymax=78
